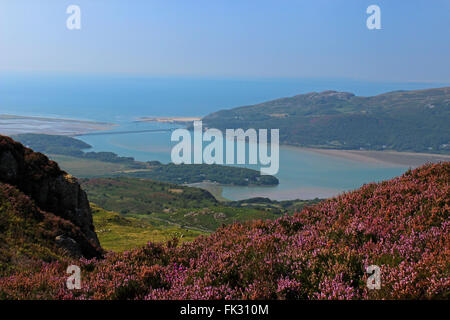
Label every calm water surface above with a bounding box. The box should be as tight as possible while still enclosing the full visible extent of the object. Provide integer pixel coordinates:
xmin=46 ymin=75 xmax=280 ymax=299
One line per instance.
xmin=77 ymin=121 xmax=407 ymax=200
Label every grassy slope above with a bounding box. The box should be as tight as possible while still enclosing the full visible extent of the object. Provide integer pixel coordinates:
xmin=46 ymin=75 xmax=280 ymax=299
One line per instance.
xmin=0 ymin=184 xmax=61 ymax=275
xmin=81 ymin=177 xmax=217 ymax=214
xmin=0 ymin=183 xmax=96 ymax=276
xmin=81 ymin=177 xmax=289 ymax=232
xmin=91 ymin=204 xmax=205 ymax=252
xmin=49 ymin=154 xmax=130 ymax=177
xmin=80 ymin=176 xmax=319 ymax=232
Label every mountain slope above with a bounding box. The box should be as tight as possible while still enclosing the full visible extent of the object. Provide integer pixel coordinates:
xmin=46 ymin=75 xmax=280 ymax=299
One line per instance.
xmin=202 ymin=87 xmax=450 ymax=153
xmin=91 ymin=204 xmax=206 ymax=252
xmin=80 ymin=177 xmax=285 ymax=232
xmin=1 ymin=162 xmax=448 ymax=299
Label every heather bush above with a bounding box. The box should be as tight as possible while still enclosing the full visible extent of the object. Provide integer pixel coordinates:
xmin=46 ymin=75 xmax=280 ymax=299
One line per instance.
xmin=0 ymin=163 xmax=448 ymax=300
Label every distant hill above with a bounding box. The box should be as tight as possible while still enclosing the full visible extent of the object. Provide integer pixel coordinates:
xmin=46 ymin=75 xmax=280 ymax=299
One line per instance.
xmin=202 ymin=87 xmax=450 ymax=153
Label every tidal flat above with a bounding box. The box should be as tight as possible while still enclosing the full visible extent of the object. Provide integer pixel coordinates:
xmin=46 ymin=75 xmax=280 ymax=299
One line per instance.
xmin=0 ymin=114 xmax=114 ymax=136
xmin=300 ymin=147 xmax=450 ymax=168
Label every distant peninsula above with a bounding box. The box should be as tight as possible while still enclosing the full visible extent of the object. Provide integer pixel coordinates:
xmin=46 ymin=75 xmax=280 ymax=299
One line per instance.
xmin=202 ymin=87 xmax=450 ymax=154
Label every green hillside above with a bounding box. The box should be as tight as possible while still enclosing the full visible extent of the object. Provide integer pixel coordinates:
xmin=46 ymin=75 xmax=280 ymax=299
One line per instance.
xmin=202 ymin=87 xmax=450 ymax=153
xmin=80 ymin=177 xmax=218 ymax=215
xmin=91 ymin=204 xmax=205 ymax=252
xmin=81 ymin=177 xmax=318 ymax=232
xmin=0 ymin=183 xmax=67 ymax=275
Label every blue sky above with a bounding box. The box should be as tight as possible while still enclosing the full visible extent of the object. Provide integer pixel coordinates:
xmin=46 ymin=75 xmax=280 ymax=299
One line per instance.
xmin=1 ymin=0 xmax=449 ymax=82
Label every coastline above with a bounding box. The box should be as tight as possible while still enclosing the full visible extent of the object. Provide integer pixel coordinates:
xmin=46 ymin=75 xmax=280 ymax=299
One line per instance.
xmin=3 ymin=113 xmax=449 ymax=169
xmin=136 ymin=115 xmax=450 ymax=169
xmin=0 ymin=114 xmax=115 ymax=136
xmin=185 ymin=182 xmax=229 ymax=202
xmin=295 ymin=147 xmax=450 ymax=168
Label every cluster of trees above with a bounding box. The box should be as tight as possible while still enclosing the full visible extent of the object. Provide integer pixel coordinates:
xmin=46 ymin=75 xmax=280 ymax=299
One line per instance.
xmin=129 ymin=163 xmax=279 ymax=186
xmin=80 ymin=177 xmax=218 ymax=215
xmin=12 ymin=134 xmax=140 ymax=165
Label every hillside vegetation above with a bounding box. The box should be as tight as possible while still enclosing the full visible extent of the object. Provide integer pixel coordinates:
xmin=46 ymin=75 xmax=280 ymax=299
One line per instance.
xmin=81 ymin=177 xmax=312 ymax=232
xmin=202 ymin=87 xmax=450 ymax=153
xmin=0 ymin=183 xmax=76 ymax=275
xmin=1 ymin=162 xmax=448 ymax=299
xmin=81 ymin=177 xmax=217 ymax=214
xmin=91 ymin=204 xmax=206 ymax=252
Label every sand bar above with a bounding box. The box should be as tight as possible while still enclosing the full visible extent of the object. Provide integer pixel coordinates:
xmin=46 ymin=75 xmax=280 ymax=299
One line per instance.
xmin=137 ymin=116 xmax=201 ymax=123
xmin=0 ymin=114 xmax=115 ymax=136
xmin=298 ymin=147 xmax=450 ymax=168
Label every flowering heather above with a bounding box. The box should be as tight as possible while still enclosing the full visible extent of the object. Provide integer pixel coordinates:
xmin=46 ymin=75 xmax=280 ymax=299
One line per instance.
xmin=0 ymin=163 xmax=449 ymax=300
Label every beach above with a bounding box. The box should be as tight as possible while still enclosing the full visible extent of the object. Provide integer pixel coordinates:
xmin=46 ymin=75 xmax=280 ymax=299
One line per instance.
xmin=300 ymin=147 xmax=450 ymax=168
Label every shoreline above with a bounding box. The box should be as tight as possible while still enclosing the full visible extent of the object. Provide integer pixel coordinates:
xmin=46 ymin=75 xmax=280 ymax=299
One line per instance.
xmin=3 ymin=114 xmax=449 ymax=168
xmin=136 ymin=116 xmax=201 ymax=124
xmin=0 ymin=114 xmax=112 ymax=124
xmin=0 ymin=114 xmax=116 ymax=136
xmin=294 ymin=147 xmax=450 ymax=168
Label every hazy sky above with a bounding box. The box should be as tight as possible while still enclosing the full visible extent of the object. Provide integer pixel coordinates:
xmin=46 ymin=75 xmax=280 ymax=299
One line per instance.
xmin=1 ymin=0 xmax=449 ymax=82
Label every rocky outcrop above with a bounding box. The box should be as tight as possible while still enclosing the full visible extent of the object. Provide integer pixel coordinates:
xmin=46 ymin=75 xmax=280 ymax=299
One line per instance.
xmin=0 ymin=135 xmax=102 ymax=257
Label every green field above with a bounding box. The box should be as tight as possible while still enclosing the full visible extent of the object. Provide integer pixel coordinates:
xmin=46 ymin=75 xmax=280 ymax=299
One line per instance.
xmin=92 ymin=204 xmax=206 ymax=252
xmin=49 ymin=154 xmax=130 ymax=177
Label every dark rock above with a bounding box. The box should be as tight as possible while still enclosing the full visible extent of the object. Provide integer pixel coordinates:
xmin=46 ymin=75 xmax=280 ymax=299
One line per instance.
xmin=55 ymin=235 xmax=83 ymax=257
xmin=0 ymin=135 xmax=102 ymax=258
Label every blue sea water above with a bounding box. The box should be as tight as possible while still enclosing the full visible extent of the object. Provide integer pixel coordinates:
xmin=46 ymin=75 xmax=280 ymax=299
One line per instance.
xmin=2 ymin=73 xmax=448 ymax=121
xmin=2 ymin=73 xmax=443 ymax=200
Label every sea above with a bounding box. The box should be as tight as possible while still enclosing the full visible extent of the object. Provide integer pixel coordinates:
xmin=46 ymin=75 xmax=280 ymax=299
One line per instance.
xmin=2 ymin=73 xmax=448 ymax=200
